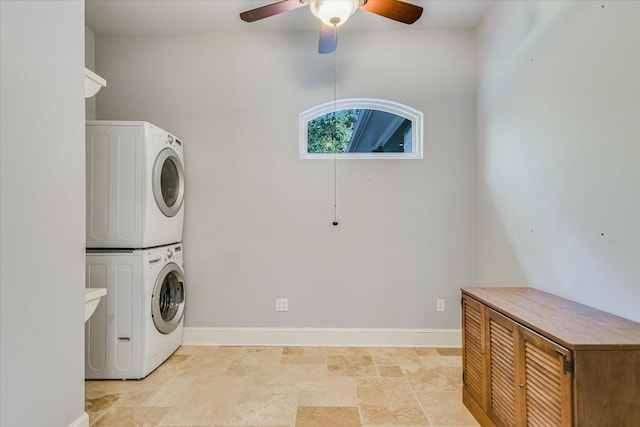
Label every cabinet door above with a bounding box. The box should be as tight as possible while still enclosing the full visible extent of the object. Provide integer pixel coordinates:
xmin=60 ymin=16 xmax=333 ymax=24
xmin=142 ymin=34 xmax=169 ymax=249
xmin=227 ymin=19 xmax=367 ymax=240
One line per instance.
xmin=519 ymin=328 xmax=573 ymax=426
xmin=487 ymin=309 xmax=519 ymax=427
xmin=462 ymin=296 xmax=487 ymax=408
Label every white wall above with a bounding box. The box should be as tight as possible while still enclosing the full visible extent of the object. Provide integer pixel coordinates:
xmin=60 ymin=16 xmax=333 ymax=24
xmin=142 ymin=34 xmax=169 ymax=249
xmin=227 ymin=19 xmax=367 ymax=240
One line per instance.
xmin=0 ymin=1 xmax=86 ymax=425
xmin=85 ymin=26 xmax=97 ymax=120
xmin=94 ymin=28 xmax=475 ymax=330
xmin=475 ymin=1 xmax=640 ymax=322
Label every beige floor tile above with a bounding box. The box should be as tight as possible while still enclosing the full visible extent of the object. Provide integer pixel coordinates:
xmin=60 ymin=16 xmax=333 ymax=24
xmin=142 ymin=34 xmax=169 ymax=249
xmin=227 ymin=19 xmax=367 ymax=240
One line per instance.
xmin=298 ymin=376 xmax=358 ymax=407
xmin=296 ymin=406 xmax=361 ymax=427
xmin=418 ymin=356 xmax=462 ymax=369
xmin=164 ymin=353 xmax=190 ymax=365
xmin=159 ymin=376 xmax=244 ymax=425
xmin=377 ymin=365 xmax=404 ymax=377
xmin=225 ymin=363 xmax=254 ymax=376
xmin=174 ymin=348 xmax=281 ymax=378
xmin=93 ymin=407 xmax=170 ymax=427
xmin=280 ymin=353 xmax=328 ymax=365
xmin=218 ymin=425 xmax=291 ymax=427
xmin=403 ymin=365 xmax=463 ymax=393
xmin=211 ymin=346 xmax=244 ymax=358
xmin=85 ymin=346 xmax=475 ymax=427
xmin=303 ymin=347 xmax=372 ymax=357
xmin=147 ymin=354 xmax=190 ymax=379
xmin=435 ymin=348 xmax=463 ymax=357
xmin=357 ymin=377 xmax=429 ymax=425
xmin=184 ymin=346 xmax=267 ymax=367
xmin=370 ymin=347 xmax=421 ymax=366
xmin=248 ymin=364 xmax=327 ymax=391
xmin=175 ymin=345 xmax=220 ymax=356
xmin=85 ymin=391 xmax=122 ymax=425
xmin=219 ymin=346 xmax=283 ymax=365
xmin=328 ymin=355 xmax=377 ymax=377
xmin=85 ymin=390 xmax=122 ymax=412
xmin=144 ymin=376 xmax=195 ymax=407
xmin=283 ymin=346 xmax=305 ymax=355
xmin=416 ymin=391 xmax=479 ymax=426
xmin=147 ymin=355 xmax=218 ymax=378
xmin=113 ymin=390 xmax=158 ymax=407
xmin=229 ymin=386 xmax=298 ymax=425
xmin=414 ymin=348 xmax=439 ymax=356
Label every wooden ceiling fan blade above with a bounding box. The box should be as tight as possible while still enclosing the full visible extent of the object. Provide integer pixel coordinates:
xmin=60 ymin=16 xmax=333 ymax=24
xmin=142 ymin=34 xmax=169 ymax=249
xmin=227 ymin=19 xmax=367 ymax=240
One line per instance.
xmin=240 ymin=0 xmax=307 ymax=22
xmin=318 ymin=23 xmax=337 ymax=54
xmin=360 ymin=0 xmax=423 ymax=24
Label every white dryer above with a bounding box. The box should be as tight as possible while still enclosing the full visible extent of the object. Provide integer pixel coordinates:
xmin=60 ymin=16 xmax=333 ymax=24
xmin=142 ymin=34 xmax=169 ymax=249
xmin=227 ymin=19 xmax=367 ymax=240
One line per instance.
xmin=85 ymin=243 xmax=186 ymax=379
xmin=86 ymin=121 xmax=185 ymax=249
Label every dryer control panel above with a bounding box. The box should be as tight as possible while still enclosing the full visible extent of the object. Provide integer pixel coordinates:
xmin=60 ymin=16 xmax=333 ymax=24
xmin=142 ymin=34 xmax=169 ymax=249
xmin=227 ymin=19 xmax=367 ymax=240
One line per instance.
xmin=146 ymin=122 xmax=184 ymax=155
xmin=165 ymin=134 xmax=184 ymax=153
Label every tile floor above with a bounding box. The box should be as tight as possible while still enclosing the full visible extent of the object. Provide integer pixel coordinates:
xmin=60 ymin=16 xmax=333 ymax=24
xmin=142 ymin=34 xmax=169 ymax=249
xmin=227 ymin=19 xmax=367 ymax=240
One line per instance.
xmin=85 ymin=346 xmax=480 ymax=427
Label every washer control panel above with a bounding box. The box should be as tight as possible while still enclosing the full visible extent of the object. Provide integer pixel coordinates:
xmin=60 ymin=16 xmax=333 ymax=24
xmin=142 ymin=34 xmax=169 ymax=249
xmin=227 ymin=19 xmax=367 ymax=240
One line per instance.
xmin=146 ymin=244 xmax=183 ymax=268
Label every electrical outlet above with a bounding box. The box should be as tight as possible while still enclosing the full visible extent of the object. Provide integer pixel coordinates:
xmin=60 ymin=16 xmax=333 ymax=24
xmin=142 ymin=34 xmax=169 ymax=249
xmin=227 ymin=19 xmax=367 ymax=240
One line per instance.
xmin=436 ymin=299 xmax=446 ymax=312
xmin=275 ymin=298 xmax=288 ymax=312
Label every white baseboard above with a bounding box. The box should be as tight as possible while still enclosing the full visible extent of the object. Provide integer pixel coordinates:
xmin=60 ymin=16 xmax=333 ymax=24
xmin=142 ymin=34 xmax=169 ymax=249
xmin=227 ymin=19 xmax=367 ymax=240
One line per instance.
xmin=183 ymin=327 xmax=461 ymax=348
xmin=68 ymin=412 xmax=89 ymax=427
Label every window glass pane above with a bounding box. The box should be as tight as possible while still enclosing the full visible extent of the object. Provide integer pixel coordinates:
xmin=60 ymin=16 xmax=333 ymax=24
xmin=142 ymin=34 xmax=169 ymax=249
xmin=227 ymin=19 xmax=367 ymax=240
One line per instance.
xmin=307 ymin=109 xmax=413 ymax=154
xmin=300 ymin=99 xmax=423 ymax=159
xmin=159 ymin=271 xmax=183 ymax=322
xmin=161 ymin=159 xmax=179 ymax=207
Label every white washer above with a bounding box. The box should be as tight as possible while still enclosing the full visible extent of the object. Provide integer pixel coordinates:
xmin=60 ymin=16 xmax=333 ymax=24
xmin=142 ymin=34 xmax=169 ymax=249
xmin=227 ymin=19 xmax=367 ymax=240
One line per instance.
xmin=86 ymin=121 xmax=185 ymax=249
xmin=85 ymin=243 xmax=185 ymax=379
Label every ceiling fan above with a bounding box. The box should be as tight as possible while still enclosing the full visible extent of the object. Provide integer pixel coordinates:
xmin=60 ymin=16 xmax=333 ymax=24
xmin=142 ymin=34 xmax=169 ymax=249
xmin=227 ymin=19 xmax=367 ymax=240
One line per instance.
xmin=240 ymin=0 xmax=424 ymax=54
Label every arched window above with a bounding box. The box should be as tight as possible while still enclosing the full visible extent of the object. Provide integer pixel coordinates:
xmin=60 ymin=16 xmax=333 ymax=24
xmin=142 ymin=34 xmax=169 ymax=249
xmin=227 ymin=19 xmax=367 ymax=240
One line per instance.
xmin=299 ymin=98 xmax=423 ymax=159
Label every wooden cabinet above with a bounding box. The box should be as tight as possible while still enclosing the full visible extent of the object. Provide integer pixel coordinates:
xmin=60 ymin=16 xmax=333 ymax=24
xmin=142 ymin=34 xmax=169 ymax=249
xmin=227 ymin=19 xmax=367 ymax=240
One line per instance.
xmin=462 ymin=295 xmax=486 ymax=408
xmin=462 ymin=287 xmax=640 ymax=427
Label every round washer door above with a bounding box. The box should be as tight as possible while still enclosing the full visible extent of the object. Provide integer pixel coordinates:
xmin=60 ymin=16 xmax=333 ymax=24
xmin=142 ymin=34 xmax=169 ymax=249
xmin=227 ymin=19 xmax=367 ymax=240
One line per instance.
xmin=153 ymin=148 xmax=185 ymax=217
xmin=152 ymin=262 xmax=185 ymax=334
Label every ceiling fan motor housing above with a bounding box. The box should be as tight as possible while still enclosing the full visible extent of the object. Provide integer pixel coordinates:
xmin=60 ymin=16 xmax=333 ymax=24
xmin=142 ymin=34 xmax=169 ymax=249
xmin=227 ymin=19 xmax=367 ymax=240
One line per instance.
xmin=309 ymin=0 xmax=364 ymax=26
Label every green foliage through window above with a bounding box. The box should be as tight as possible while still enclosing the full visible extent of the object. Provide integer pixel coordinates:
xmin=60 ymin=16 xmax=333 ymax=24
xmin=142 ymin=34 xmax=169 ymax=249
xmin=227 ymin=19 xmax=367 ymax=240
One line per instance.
xmin=307 ymin=109 xmax=359 ymax=153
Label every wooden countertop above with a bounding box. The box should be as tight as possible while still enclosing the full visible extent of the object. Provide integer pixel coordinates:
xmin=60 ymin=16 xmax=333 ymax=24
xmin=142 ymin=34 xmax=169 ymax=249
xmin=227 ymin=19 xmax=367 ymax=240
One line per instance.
xmin=462 ymin=287 xmax=640 ymax=350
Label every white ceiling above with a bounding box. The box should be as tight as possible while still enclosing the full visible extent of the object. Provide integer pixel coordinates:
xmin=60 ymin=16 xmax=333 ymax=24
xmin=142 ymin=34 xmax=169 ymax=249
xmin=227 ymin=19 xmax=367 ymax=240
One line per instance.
xmin=85 ymin=0 xmax=495 ymax=35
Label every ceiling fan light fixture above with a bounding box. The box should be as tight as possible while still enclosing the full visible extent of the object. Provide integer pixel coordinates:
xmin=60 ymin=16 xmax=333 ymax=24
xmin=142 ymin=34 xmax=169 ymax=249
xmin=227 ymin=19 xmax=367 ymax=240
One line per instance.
xmin=310 ymin=0 xmax=360 ymax=26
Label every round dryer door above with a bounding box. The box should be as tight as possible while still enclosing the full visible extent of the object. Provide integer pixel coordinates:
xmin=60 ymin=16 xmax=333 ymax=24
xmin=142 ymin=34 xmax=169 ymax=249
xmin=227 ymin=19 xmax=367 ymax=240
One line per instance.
xmin=152 ymin=263 xmax=185 ymax=334
xmin=153 ymin=148 xmax=185 ymax=217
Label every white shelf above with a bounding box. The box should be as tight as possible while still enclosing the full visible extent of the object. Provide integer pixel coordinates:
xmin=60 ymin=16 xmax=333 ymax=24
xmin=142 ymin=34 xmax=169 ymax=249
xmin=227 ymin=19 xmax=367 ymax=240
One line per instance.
xmin=84 ymin=288 xmax=107 ymax=322
xmin=84 ymin=68 xmax=106 ymax=98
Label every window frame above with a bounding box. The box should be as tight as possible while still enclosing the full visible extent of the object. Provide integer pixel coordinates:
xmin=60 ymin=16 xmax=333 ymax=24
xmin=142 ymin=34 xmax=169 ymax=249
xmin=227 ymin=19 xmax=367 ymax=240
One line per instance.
xmin=299 ymin=98 xmax=424 ymax=159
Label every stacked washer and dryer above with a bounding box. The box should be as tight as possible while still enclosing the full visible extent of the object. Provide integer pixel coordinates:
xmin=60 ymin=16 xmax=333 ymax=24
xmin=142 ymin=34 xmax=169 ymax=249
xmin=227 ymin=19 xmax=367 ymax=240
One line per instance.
xmin=85 ymin=121 xmax=186 ymax=379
